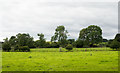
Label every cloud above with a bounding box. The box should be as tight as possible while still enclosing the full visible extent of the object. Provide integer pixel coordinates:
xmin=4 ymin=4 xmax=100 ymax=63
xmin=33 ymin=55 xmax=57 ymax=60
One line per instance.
xmin=0 ymin=1 xmax=118 ymax=41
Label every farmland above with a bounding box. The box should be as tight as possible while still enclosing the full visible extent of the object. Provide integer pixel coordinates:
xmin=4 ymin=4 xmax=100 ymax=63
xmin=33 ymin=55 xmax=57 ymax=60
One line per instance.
xmin=2 ymin=48 xmax=118 ymax=71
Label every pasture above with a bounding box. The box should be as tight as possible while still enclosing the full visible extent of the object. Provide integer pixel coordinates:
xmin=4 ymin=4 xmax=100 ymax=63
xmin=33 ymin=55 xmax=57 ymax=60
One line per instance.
xmin=2 ymin=48 xmax=118 ymax=71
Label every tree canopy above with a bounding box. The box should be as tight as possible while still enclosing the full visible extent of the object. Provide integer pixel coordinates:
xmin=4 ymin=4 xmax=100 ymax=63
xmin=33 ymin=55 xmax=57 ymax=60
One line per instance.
xmin=16 ymin=33 xmax=34 ymax=48
xmin=78 ymin=25 xmax=102 ymax=46
xmin=110 ymin=33 xmax=120 ymax=50
xmin=51 ymin=25 xmax=68 ymax=47
xmin=37 ymin=33 xmax=46 ymax=48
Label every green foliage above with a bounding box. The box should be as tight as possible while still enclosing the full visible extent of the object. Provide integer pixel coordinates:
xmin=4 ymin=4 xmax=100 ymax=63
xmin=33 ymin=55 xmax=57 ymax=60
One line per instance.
xmin=16 ymin=33 xmax=34 ymax=48
xmin=75 ymin=40 xmax=84 ymax=48
xmin=14 ymin=44 xmax=20 ymax=51
xmin=79 ymin=25 xmax=102 ymax=47
xmin=50 ymin=42 xmax=59 ymax=48
xmin=115 ymin=33 xmax=120 ymax=42
xmin=2 ymin=38 xmax=11 ymax=52
xmin=109 ymin=34 xmax=120 ymax=50
xmin=19 ymin=46 xmax=30 ymax=52
xmin=98 ymin=42 xmax=108 ymax=47
xmin=51 ymin=25 xmax=68 ymax=47
xmin=102 ymin=39 xmax=108 ymax=42
xmin=44 ymin=42 xmax=51 ymax=48
xmin=67 ymin=39 xmax=75 ymax=44
xmin=110 ymin=40 xmax=120 ymax=51
xmin=9 ymin=36 xmax=17 ymax=47
xmin=37 ymin=33 xmax=46 ymax=48
xmin=65 ymin=44 xmax=73 ymax=51
xmin=2 ymin=33 xmax=34 ymax=52
xmin=106 ymin=39 xmax=113 ymax=47
xmin=34 ymin=40 xmax=40 ymax=48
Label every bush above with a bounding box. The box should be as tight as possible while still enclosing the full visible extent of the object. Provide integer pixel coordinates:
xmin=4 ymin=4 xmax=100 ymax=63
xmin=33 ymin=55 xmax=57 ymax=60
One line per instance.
xmin=75 ymin=40 xmax=83 ymax=48
xmin=110 ymin=40 xmax=120 ymax=51
xmin=65 ymin=44 xmax=73 ymax=51
xmin=2 ymin=42 xmax=11 ymax=52
xmin=14 ymin=44 xmax=20 ymax=51
xmin=107 ymin=39 xmax=113 ymax=47
xmin=19 ymin=46 xmax=30 ymax=52
xmin=50 ymin=42 xmax=59 ymax=48
xmin=44 ymin=42 xmax=51 ymax=48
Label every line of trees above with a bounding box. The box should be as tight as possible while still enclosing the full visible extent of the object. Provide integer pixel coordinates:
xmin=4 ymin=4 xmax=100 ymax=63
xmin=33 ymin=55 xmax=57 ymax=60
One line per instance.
xmin=2 ymin=25 xmax=120 ymax=52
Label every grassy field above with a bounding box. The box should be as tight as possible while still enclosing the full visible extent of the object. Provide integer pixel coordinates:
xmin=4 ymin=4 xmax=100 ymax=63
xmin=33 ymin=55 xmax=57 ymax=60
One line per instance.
xmin=2 ymin=48 xmax=118 ymax=71
xmin=31 ymin=47 xmax=113 ymax=52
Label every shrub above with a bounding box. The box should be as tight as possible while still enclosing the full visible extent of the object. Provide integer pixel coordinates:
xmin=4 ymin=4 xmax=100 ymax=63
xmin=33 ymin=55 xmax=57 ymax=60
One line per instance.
xmin=14 ymin=44 xmax=20 ymax=51
xmin=19 ymin=46 xmax=30 ymax=52
xmin=65 ymin=44 xmax=73 ymax=51
xmin=107 ymin=39 xmax=113 ymax=47
xmin=2 ymin=42 xmax=11 ymax=52
xmin=75 ymin=40 xmax=83 ymax=48
xmin=110 ymin=40 xmax=120 ymax=51
xmin=50 ymin=42 xmax=59 ymax=48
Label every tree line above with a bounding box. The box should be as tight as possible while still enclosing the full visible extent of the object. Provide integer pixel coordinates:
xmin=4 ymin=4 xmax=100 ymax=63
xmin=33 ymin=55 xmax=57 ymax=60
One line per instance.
xmin=2 ymin=25 xmax=120 ymax=52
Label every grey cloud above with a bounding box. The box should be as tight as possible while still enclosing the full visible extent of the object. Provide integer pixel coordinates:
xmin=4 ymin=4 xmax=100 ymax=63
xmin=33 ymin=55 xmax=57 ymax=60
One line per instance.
xmin=0 ymin=1 xmax=118 ymax=41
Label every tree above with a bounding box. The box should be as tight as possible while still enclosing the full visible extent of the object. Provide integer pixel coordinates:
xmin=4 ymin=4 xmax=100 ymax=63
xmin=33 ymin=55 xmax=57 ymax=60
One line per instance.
xmin=68 ymin=39 xmax=75 ymax=44
xmin=37 ymin=33 xmax=46 ymax=48
xmin=110 ymin=40 xmax=120 ymax=50
xmin=110 ymin=33 xmax=120 ymax=50
xmin=19 ymin=46 xmax=30 ymax=52
xmin=75 ymin=40 xmax=84 ymax=48
xmin=51 ymin=25 xmax=68 ymax=47
xmin=34 ymin=40 xmax=40 ymax=48
xmin=16 ymin=33 xmax=34 ymax=48
xmin=115 ymin=33 xmax=120 ymax=42
xmin=2 ymin=38 xmax=11 ymax=52
xmin=50 ymin=42 xmax=59 ymax=48
xmin=9 ymin=36 xmax=17 ymax=47
xmin=103 ymin=39 xmax=108 ymax=42
xmin=14 ymin=44 xmax=20 ymax=51
xmin=78 ymin=25 xmax=102 ymax=47
xmin=44 ymin=42 xmax=51 ymax=48
xmin=107 ymin=39 xmax=113 ymax=47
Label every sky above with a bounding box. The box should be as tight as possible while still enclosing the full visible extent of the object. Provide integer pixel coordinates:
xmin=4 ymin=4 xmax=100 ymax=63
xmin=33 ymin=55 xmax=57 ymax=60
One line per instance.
xmin=0 ymin=0 xmax=119 ymax=41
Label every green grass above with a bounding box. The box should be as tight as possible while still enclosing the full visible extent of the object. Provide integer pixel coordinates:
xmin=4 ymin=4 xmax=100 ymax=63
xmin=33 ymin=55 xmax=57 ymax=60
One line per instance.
xmin=2 ymin=48 xmax=118 ymax=71
xmin=31 ymin=47 xmax=113 ymax=52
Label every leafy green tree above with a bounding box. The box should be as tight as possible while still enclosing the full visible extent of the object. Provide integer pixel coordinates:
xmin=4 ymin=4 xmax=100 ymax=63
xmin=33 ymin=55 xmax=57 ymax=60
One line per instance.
xmin=2 ymin=38 xmax=11 ymax=52
xmin=16 ymin=33 xmax=34 ymax=48
xmin=50 ymin=42 xmax=59 ymax=48
xmin=45 ymin=42 xmax=51 ymax=48
xmin=110 ymin=33 xmax=120 ymax=50
xmin=115 ymin=33 xmax=120 ymax=42
xmin=107 ymin=39 xmax=113 ymax=47
xmin=68 ymin=39 xmax=75 ymax=44
xmin=9 ymin=36 xmax=17 ymax=47
xmin=110 ymin=40 xmax=120 ymax=50
xmin=78 ymin=25 xmax=102 ymax=47
xmin=19 ymin=46 xmax=30 ymax=52
xmin=34 ymin=40 xmax=40 ymax=48
xmin=75 ymin=40 xmax=84 ymax=48
xmin=51 ymin=25 xmax=68 ymax=47
xmin=37 ymin=33 xmax=46 ymax=48
xmin=14 ymin=44 xmax=20 ymax=51
xmin=65 ymin=44 xmax=73 ymax=51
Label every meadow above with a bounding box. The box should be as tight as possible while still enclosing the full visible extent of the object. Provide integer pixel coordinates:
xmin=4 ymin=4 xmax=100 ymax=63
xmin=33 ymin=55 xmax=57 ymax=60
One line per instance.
xmin=2 ymin=48 xmax=118 ymax=71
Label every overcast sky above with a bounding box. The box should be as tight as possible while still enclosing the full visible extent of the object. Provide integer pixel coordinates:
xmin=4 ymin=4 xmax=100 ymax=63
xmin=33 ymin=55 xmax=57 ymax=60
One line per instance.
xmin=0 ymin=0 xmax=118 ymax=41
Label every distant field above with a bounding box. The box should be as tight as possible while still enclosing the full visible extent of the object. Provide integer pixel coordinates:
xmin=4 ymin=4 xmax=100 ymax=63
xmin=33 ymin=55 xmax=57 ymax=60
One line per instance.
xmin=2 ymin=48 xmax=118 ymax=71
xmin=31 ymin=47 xmax=113 ymax=52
